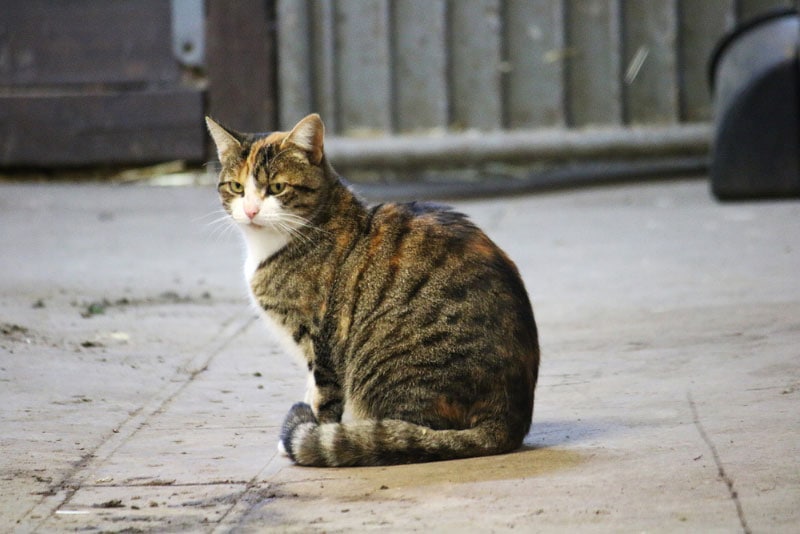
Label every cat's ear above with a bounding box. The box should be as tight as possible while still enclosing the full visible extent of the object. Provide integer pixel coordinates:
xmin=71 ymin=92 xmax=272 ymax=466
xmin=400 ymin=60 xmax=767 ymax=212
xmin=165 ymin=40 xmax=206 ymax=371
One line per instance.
xmin=284 ymin=113 xmax=325 ymax=165
xmin=205 ymin=117 xmax=243 ymax=162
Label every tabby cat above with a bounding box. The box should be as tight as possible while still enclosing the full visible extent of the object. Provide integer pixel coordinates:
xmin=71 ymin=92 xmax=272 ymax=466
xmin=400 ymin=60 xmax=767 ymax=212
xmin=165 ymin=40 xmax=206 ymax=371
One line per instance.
xmin=206 ymin=114 xmax=539 ymax=467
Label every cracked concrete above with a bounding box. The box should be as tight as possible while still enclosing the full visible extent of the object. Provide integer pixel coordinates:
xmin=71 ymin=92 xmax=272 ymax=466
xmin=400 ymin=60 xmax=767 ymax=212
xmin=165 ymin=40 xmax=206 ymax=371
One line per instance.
xmin=1 ymin=179 xmax=798 ymax=532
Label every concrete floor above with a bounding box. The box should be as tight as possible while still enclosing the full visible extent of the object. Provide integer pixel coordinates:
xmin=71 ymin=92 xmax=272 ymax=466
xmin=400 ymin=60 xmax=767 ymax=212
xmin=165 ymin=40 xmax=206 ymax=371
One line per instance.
xmin=1 ymin=178 xmax=798 ymax=533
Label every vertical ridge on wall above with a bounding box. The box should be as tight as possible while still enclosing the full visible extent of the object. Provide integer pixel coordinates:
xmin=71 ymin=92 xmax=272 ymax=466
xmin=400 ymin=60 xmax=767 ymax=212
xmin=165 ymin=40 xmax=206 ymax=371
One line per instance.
xmin=392 ymin=0 xmax=448 ymax=132
xmin=621 ymin=0 xmax=679 ymax=125
xmin=310 ymin=1 xmax=338 ymax=133
xmin=503 ymin=1 xmax=566 ymax=128
xmin=448 ymin=0 xmax=504 ymax=130
xmin=678 ymin=0 xmax=736 ymax=121
xmin=276 ymin=0 xmax=311 ymax=130
xmin=564 ymin=0 xmax=623 ymax=126
xmin=336 ymin=0 xmax=392 ymax=134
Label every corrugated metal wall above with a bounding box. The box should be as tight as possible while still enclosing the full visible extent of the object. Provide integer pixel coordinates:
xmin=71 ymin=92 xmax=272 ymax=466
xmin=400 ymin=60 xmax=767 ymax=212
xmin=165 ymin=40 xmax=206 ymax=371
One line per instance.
xmin=276 ymin=0 xmax=792 ymax=136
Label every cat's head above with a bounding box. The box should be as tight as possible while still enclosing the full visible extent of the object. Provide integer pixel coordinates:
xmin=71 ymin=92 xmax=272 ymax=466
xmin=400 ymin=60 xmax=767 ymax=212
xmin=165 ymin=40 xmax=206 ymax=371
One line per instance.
xmin=205 ymin=114 xmax=329 ymax=232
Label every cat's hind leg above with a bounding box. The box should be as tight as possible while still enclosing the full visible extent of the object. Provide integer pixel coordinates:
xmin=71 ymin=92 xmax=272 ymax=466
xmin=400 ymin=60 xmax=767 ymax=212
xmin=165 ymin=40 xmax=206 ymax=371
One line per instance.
xmin=309 ymin=364 xmax=344 ymax=424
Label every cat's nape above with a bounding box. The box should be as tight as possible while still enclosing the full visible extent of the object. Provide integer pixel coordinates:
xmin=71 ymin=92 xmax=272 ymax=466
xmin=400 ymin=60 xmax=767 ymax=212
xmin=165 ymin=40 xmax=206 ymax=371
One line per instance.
xmin=207 ymin=113 xmax=539 ymax=467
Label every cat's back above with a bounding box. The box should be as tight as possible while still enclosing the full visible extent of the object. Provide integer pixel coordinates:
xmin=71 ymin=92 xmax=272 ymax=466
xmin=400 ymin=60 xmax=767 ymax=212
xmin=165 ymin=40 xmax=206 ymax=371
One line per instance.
xmin=340 ymin=199 xmax=535 ymax=342
xmin=359 ymin=200 xmax=521 ymax=284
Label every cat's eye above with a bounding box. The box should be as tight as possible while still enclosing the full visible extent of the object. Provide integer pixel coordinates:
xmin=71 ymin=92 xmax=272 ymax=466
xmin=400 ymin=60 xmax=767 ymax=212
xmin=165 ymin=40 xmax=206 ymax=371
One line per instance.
xmin=268 ymin=182 xmax=286 ymax=195
xmin=227 ymin=181 xmax=244 ymax=195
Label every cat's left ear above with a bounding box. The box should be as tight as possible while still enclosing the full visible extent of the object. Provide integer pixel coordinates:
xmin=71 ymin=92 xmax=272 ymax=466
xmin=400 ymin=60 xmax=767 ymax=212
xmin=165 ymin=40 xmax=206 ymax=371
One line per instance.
xmin=284 ymin=113 xmax=325 ymax=165
xmin=205 ymin=117 xmax=243 ymax=163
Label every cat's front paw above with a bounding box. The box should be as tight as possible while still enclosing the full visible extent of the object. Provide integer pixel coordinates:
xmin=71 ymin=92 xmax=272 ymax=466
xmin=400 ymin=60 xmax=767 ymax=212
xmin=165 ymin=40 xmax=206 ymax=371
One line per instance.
xmin=280 ymin=402 xmax=318 ymax=461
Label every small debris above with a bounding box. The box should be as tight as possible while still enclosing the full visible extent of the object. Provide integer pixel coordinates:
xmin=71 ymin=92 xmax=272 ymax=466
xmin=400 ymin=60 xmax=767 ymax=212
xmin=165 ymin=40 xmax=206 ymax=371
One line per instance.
xmin=81 ymin=300 xmax=109 ymax=318
xmin=80 ymin=340 xmax=104 ymax=349
xmin=108 ymin=331 xmax=130 ymax=343
xmin=32 ymin=299 xmax=46 ymax=309
xmin=379 ymin=485 xmax=389 ymax=490
xmin=159 ymin=291 xmax=192 ymax=303
xmin=94 ymin=499 xmax=124 ymax=509
xmin=1 ymin=323 xmax=28 ymax=337
xmin=253 ymin=371 xmax=263 ymax=377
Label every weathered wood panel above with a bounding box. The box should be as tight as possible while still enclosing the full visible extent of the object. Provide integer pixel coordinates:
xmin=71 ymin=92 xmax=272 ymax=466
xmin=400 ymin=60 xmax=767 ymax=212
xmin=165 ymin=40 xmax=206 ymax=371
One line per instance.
xmin=392 ymin=1 xmax=448 ymax=132
xmin=504 ymin=0 xmax=566 ymax=128
xmin=449 ymin=0 xmax=504 ymax=130
xmin=0 ymin=0 xmax=178 ymax=86
xmin=621 ymin=0 xmax=679 ymax=124
xmin=565 ymin=0 xmax=622 ymax=126
xmin=206 ymin=0 xmax=276 ymax=132
xmin=335 ymin=0 xmax=392 ymax=133
xmin=0 ymin=91 xmax=205 ymax=166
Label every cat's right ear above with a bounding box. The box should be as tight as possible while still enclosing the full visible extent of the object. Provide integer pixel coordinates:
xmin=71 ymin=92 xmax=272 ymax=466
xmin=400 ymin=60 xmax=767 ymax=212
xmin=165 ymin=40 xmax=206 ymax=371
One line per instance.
xmin=284 ymin=113 xmax=325 ymax=165
xmin=205 ymin=117 xmax=242 ymax=163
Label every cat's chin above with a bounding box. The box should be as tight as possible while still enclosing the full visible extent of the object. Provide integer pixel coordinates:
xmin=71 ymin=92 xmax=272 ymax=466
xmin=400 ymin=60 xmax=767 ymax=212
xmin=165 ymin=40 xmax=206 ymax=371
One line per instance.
xmin=236 ymin=219 xmax=266 ymax=231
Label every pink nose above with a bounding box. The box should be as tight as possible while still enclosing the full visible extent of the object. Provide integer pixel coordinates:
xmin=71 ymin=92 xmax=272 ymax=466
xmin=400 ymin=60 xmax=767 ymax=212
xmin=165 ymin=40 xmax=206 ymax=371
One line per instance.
xmin=245 ymin=205 xmax=259 ymax=220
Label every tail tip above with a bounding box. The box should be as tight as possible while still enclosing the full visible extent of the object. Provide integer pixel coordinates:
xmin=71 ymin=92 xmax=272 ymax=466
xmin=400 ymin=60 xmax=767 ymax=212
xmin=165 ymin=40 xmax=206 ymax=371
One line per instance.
xmin=280 ymin=402 xmax=318 ymax=461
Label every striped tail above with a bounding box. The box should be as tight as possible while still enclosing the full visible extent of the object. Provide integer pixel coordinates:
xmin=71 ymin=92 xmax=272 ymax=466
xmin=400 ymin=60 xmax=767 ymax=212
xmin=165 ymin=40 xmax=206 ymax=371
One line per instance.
xmin=280 ymin=402 xmax=522 ymax=467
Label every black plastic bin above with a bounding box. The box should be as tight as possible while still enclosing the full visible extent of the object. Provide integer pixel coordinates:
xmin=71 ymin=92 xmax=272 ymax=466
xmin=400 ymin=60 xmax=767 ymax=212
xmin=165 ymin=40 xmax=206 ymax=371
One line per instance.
xmin=709 ymin=9 xmax=800 ymax=200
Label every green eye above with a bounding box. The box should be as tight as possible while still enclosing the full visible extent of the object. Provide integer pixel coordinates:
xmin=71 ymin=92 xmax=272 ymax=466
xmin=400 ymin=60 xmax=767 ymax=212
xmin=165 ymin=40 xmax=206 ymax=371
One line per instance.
xmin=268 ymin=181 xmax=286 ymax=195
xmin=228 ymin=181 xmax=244 ymax=194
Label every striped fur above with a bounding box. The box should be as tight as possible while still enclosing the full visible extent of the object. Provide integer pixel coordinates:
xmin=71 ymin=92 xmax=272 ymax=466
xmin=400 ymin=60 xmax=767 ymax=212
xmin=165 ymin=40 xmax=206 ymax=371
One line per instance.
xmin=207 ymin=114 xmax=539 ymax=467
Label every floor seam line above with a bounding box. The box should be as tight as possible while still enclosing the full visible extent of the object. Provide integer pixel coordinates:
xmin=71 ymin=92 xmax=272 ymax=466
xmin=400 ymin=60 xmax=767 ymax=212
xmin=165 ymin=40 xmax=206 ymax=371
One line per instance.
xmin=688 ymin=392 xmax=752 ymax=534
xmin=24 ymin=312 xmax=256 ymax=532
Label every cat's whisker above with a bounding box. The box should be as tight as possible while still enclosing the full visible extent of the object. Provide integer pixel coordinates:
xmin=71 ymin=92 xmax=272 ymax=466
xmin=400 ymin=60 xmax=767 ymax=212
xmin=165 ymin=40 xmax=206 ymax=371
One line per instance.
xmin=275 ymin=220 xmax=313 ymax=246
xmin=193 ymin=209 xmax=229 ymax=224
xmin=261 ymin=214 xmax=316 ymax=245
xmin=274 ymin=213 xmax=331 ymax=240
xmin=202 ymin=211 xmax=239 ymax=242
xmin=204 ymin=215 xmax=233 ymax=232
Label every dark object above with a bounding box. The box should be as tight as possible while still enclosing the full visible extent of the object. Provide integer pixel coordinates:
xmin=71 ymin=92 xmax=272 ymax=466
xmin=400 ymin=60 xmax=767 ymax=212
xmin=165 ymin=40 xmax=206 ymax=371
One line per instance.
xmin=0 ymin=0 xmax=205 ymax=167
xmin=205 ymin=0 xmax=278 ymax=134
xmin=708 ymin=9 xmax=800 ymax=200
